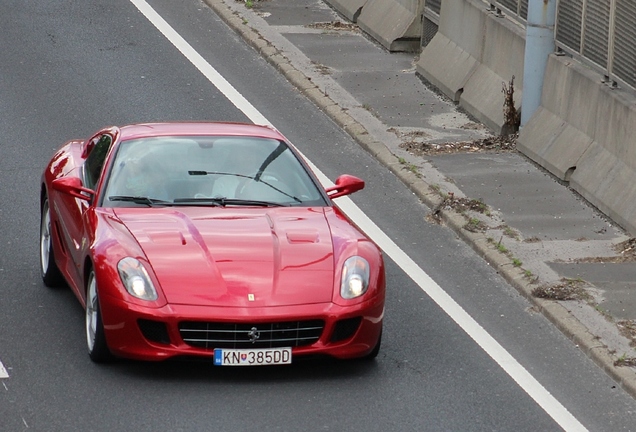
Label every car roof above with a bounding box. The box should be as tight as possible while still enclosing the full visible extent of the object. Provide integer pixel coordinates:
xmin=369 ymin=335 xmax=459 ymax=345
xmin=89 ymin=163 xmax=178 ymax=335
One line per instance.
xmin=118 ymin=122 xmax=285 ymax=142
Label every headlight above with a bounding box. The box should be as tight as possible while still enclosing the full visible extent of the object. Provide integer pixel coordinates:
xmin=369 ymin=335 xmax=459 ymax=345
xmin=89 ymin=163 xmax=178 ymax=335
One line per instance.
xmin=117 ymin=257 xmax=158 ymax=301
xmin=340 ymin=256 xmax=370 ymax=299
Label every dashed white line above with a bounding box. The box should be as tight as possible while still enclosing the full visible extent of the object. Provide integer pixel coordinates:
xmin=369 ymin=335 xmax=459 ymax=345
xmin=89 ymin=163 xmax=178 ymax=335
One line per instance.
xmin=130 ymin=1 xmax=587 ymax=430
xmin=0 ymin=359 xmax=8 ymax=378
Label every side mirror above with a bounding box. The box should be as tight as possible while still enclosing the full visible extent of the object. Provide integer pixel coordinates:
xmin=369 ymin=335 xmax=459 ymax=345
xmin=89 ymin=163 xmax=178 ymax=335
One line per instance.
xmin=52 ymin=177 xmax=94 ymax=202
xmin=325 ymin=174 xmax=364 ymax=199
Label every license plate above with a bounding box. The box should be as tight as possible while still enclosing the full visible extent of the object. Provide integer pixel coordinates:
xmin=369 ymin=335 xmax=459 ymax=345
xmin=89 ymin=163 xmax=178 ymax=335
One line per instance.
xmin=213 ymin=347 xmax=292 ymax=366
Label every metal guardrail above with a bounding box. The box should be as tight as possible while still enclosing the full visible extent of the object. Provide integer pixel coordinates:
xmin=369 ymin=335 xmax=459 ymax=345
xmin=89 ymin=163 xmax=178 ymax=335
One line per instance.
xmin=555 ymin=0 xmax=636 ymax=90
xmin=426 ymin=0 xmax=442 ymax=14
xmin=422 ymin=0 xmax=636 ymax=92
xmin=487 ymin=0 xmax=636 ymax=91
xmin=422 ymin=0 xmax=441 ymax=47
xmin=488 ymin=0 xmax=528 ymax=22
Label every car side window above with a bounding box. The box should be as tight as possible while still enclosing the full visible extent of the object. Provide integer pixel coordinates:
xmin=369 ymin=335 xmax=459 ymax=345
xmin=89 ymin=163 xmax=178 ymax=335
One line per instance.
xmin=84 ymin=134 xmax=112 ymax=189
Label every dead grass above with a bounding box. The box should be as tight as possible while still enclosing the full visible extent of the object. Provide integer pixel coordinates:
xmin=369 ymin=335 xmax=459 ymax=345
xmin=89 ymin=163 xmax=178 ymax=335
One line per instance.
xmin=532 ymin=278 xmax=587 ymax=301
xmin=614 ymin=238 xmax=636 ymax=260
xmin=306 ymin=21 xmax=360 ymax=32
xmin=570 ymin=238 xmax=636 ymax=263
xmin=311 ymin=61 xmax=331 ymax=75
xmin=614 ymin=357 xmax=636 ymax=367
xmin=428 ymin=192 xmax=490 ymax=224
xmin=617 ymin=320 xmax=636 ymax=348
xmin=400 ymin=134 xmax=517 ymax=156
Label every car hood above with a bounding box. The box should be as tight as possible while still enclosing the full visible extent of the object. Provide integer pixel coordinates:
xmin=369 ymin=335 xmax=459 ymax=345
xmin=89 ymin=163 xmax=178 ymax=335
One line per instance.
xmin=114 ymin=207 xmax=335 ymax=307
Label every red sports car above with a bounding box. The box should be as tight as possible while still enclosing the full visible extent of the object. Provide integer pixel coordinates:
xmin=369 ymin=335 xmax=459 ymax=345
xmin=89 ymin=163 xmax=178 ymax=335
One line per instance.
xmin=40 ymin=122 xmax=385 ymax=364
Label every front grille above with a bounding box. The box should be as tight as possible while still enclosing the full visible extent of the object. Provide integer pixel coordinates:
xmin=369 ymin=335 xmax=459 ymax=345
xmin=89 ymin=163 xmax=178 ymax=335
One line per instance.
xmin=179 ymin=320 xmax=324 ymax=350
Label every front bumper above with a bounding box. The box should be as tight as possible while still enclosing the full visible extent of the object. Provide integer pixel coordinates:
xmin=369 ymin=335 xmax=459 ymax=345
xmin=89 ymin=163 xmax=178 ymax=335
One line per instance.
xmin=99 ymin=293 xmax=384 ymax=362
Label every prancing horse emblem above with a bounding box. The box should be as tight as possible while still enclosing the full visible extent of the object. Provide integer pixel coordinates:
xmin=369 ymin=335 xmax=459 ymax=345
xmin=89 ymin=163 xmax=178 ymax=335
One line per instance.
xmin=247 ymin=327 xmax=260 ymax=344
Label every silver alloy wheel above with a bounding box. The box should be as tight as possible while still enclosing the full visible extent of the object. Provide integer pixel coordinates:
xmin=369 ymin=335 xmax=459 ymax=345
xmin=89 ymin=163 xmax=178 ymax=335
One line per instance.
xmin=40 ymin=201 xmax=52 ymax=276
xmin=86 ymin=271 xmax=98 ymax=353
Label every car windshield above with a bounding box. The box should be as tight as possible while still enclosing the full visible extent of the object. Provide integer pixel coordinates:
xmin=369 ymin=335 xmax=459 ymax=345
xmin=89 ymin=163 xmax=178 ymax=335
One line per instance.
xmin=101 ymin=136 xmax=326 ymax=207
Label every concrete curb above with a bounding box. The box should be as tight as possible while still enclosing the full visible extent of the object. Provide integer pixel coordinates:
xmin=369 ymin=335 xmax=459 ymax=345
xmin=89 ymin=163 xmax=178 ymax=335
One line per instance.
xmin=203 ymin=0 xmax=636 ymax=398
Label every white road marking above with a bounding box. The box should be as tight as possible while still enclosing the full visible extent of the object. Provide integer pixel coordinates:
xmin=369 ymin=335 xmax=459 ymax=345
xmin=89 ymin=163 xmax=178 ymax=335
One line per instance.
xmin=129 ymin=0 xmax=269 ymax=126
xmin=0 ymin=359 xmax=8 ymax=378
xmin=130 ymin=1 xmax=587 ymax=430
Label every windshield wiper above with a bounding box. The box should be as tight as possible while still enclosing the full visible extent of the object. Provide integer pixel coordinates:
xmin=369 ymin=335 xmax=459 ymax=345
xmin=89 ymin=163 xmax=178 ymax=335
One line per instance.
xmin=108 ymin=196 xmax=173 ymax=207
xmin=173 ymin=197 xmax=287 ymax=207
xmin=188 ymin=170 xmax=302 ymax=203
xmin=222 ymin=198 xmax=288 ymax=207
xmin=171 ymin=197 xmax=223 ymax=206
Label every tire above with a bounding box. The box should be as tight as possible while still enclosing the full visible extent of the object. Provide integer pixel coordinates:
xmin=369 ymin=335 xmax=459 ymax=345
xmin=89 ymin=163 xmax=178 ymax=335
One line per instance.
xmin=40 ymin=198 xmax=65 ymax=287
xmin=86 ymin=270 xmax=113 ymax=363
xmin=361 ymin=328 xmax=382 ymax=361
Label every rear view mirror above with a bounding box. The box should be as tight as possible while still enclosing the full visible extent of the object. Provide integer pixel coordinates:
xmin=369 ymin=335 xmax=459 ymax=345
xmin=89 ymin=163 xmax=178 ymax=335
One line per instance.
xmin=325 ymin=175 xmax=365 ymax=199
xmin=52 ymin=177 xmax=94 ymax=201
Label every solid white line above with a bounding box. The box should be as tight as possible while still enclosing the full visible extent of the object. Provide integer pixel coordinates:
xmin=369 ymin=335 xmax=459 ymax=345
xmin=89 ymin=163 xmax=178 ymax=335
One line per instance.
xmin=129 ymin=1 xmax=587 ymax=430
xmin=129 ymin=0 xmax=269 ymax=126
xmin=0 ymin=359 xmax=8 ymax=378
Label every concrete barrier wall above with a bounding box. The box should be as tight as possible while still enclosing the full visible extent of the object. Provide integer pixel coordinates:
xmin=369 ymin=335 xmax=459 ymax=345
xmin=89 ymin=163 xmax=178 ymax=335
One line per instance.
xmin=518 ymin=54 xmax=636 ymax=235
xmin=326 ymin=0 xmax=368 ymax=21
xmin=328 ymin=0 xmax=636 ymax=235
xmin=326 ymin=0 xmax=422 ymax=51
xmin=415 ymin=0 xmax=483 ymax=101
xmin=357 ymin=0 xmax=422 ymax=51
xmin=416 ymin=0 xmax=525 ymax=134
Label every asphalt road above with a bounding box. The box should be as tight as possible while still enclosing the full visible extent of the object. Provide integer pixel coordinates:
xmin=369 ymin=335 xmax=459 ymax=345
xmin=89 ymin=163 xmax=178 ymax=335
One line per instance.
xmin=1 ymin=0 xmax=636 ymax=430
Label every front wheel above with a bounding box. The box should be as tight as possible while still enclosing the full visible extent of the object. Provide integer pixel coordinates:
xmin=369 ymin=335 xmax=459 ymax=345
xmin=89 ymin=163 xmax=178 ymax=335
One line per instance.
xmin=86 ymin=270 xmax=113 ymax=363
xmin=360 ymin=329 xmax=382 ymax=361
xmin=40 ymin=198 xmax=65 ymax=287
